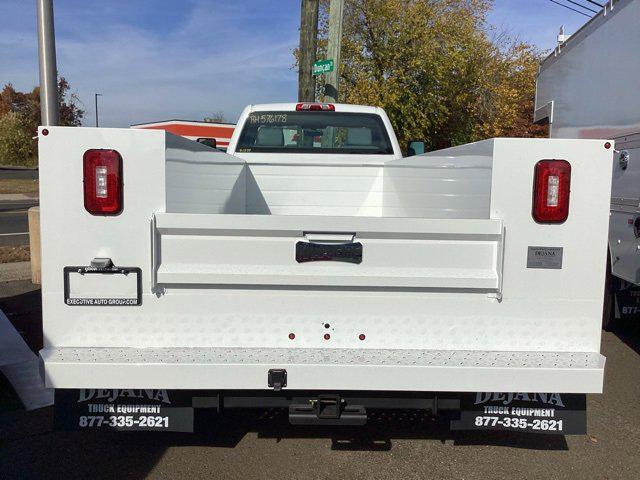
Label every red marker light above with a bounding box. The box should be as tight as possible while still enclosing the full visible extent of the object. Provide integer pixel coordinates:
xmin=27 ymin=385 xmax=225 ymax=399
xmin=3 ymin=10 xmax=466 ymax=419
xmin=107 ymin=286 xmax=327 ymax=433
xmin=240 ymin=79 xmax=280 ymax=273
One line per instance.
xmin=42 ymin=129 xmax=49 ymax=136
xmin=604 ymin=142 xmax=612 ymax=149
xmin=296 ymin=103 xmax=335 ymax=111
xmin=323 ymin=333 xmax=331 ymax=340
xmin=359 ymin=334 xmax=366 ymax=341
xmin=288 ymin=333 xmax=296 ymax=340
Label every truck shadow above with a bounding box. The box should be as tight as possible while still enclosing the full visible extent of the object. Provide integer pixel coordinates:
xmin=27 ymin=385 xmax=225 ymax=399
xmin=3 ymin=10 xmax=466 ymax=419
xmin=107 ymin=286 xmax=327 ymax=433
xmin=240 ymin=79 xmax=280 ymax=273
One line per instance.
xmin=1 ymin=407 xmax=568 ymax=480
xmin=608 ymin=320 xmax=640 ymax=356
xmin=0 ymin=406 xmax=169 ymax=480
xmin=194 ymin=408 xmax=569 ymax=451
xmin=0 ymin=283 xmax=42 ymax=352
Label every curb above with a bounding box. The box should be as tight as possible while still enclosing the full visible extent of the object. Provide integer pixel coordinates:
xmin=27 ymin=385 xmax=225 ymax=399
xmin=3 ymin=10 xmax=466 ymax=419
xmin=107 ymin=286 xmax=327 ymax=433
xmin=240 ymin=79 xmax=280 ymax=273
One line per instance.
xmin=0 ymin=166 xmax=38 ymax=171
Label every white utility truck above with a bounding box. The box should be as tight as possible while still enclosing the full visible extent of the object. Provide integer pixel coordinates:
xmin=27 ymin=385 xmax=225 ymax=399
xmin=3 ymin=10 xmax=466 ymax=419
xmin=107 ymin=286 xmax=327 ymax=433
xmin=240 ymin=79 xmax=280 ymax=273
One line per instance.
xmin=40 ymin=103 xmax=611 ymax=433
xmin=535 ymin=0 xmax=640 ymax=327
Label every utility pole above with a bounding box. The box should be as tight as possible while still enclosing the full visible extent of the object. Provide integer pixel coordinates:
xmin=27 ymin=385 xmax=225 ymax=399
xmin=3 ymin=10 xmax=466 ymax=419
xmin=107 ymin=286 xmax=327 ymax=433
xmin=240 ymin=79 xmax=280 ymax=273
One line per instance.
xmin=36 ymin=0 xmax=59 ymax=126
xmin=95 ymin=93 xmax=102 ymax=127
xmin=298 ymin=0 xmax=319 ymax=102
xmin=324 ymin=0 xmax=344 ymax=103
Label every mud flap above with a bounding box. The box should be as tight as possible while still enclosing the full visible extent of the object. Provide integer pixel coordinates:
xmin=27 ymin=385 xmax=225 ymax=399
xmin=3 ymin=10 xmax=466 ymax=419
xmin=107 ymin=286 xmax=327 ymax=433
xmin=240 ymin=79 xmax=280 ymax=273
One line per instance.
xmin=54 ymin=389 xmax=195 ymax=432
xmin=450 ymin=393 xmax=587 ymax=435
xmin=614 ymin=281 xmax=640 ymax=319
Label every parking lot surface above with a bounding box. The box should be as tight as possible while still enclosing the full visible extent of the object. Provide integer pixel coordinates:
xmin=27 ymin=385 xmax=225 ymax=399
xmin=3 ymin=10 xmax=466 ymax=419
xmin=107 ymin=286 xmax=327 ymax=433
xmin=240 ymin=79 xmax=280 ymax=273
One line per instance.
xmin=1 ymin=280 xmax=639 ymax=480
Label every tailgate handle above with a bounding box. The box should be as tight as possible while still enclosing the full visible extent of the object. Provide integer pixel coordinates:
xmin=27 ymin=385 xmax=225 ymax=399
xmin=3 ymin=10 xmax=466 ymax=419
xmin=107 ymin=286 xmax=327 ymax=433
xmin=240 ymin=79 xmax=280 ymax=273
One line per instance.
xmin=303 ymin=232 xmax=356 ymax=243
xmin=297 ymin=232 xmax=362 ymax=264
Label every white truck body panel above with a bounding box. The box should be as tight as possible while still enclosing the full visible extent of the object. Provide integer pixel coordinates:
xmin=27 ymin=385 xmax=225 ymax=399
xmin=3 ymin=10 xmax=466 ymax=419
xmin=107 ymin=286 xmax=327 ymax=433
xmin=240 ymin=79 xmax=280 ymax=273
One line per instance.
xmin=535 ymin=0 xmax=640 ymax=140
xmin=38 ymin=113 xmax=611 ymax=393
xmin=535 ymin=0 xmax=640 ymax=285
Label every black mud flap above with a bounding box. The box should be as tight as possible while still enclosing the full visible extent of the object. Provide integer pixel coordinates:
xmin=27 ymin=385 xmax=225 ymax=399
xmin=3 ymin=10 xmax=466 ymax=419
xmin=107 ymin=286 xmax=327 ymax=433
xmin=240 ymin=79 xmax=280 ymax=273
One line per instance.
xmin=54 ymin=389 xmax=195 ymax=432
xmin=450 ymin=392 xmax=587 ymax=435
xmin=614 ymin=281 xmax=640 ymax=319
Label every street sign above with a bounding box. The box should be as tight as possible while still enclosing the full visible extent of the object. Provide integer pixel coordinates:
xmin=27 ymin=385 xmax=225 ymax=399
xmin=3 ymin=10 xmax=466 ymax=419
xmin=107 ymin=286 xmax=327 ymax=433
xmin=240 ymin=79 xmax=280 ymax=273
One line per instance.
xmin=312 ymin=59 xmax=334 ymax=76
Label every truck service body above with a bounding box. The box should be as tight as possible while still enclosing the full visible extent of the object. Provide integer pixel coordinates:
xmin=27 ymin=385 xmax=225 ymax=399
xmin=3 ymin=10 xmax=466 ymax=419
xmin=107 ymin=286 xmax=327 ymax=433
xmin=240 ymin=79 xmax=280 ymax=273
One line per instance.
xmin=534 ymin=0 xmax=640 ymax=323
xmin=39 ymin=103 xmax=611 ymax=432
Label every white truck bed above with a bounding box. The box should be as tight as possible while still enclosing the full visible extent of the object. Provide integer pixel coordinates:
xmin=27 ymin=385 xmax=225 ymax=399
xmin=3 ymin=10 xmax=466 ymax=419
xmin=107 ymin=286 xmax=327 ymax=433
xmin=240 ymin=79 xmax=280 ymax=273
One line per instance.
xmin=38 ymin=127 xmax=612 ymax=394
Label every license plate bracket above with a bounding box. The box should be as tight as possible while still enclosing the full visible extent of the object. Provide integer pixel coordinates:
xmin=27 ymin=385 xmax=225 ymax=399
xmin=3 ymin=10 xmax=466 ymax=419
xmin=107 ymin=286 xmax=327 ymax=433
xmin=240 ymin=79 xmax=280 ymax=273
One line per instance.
xmin=63 ymin=265 xmax=142 ymax=306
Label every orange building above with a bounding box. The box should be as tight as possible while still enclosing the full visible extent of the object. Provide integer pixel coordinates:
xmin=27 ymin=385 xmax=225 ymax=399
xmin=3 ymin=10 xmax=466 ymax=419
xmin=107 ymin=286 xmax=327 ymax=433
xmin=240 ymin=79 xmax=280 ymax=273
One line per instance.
xmin=131 ymin=119 xmax=236 ymax=151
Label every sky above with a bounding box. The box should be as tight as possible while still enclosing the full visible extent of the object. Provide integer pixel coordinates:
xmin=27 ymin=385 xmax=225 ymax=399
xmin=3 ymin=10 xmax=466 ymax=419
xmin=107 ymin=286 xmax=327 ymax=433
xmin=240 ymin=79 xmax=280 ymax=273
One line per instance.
xmin=0 ymin=0 xmax=593 ymax=127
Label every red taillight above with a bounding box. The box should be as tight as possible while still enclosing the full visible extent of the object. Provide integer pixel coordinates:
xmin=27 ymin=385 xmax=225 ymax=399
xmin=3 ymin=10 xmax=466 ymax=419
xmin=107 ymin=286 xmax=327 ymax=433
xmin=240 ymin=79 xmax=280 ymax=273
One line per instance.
xmin=83 ymin=149 xmax=123 ymax=215
xmin=532 ymin=160 xmax=571 ymax=223
xmin=295 ymin=103 xmax=335 ymax=111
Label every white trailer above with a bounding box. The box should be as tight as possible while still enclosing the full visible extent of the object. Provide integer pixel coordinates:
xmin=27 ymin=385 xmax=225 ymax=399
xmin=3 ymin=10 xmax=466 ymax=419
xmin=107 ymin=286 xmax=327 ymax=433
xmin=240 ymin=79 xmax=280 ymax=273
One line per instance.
xmin=38 ymin=103 xmax=611 ymax=433
xmin=535 ymin=0 xmax=640 ymax=325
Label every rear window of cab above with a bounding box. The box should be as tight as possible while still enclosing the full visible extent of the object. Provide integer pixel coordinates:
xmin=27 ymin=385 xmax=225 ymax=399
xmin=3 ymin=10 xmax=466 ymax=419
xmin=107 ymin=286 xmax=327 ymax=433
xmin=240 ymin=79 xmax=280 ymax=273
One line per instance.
xmin=236 ymin=111 xmax=393 ymax=154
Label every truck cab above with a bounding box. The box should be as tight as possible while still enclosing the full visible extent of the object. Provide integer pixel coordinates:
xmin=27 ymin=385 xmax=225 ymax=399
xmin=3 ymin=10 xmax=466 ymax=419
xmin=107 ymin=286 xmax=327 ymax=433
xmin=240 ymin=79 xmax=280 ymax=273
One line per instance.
xmin=227 ymin=103 xmax=403 ymax=162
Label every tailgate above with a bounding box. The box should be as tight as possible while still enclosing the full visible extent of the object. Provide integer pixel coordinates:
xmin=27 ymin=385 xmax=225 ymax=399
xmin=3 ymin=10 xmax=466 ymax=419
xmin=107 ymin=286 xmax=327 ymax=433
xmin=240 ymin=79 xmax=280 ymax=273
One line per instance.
xmin=154 ymin=213 xmax=504 ymax=291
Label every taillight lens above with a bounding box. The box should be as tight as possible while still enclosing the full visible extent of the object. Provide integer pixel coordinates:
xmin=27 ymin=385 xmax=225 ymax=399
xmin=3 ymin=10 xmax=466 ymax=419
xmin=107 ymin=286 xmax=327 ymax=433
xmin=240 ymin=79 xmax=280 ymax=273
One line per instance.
xmin=295 ymin=103 xmax=335 ymax=111
xmin=532 ymin=160 xmax=571 ymax=223
xmin=83 ymin=149 xmax=123 ymax=215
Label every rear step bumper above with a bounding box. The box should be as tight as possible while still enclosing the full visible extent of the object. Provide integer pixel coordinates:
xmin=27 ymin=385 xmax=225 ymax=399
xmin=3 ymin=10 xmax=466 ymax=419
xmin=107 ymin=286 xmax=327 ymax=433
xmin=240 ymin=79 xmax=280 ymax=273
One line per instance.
xmin=40 ymin=347 xmax=605 ymax=393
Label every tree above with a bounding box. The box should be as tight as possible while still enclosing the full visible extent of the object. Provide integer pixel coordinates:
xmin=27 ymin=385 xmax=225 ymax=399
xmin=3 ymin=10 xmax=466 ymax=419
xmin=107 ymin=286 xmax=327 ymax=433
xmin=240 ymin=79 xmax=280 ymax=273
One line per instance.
xmin=312 ymin=0 xmax=546 ymax=152
xmin=0 ymin=77 xmax=84 ymax=166
xmin=204 ymin=111 xmax=226 ymax=123
xmin=0 ymin=112 xmax=36 ymax=167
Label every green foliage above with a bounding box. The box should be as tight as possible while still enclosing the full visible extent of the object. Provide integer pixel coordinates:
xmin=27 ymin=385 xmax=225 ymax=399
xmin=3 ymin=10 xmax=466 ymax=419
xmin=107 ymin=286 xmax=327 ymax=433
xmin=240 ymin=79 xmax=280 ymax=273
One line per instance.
xmin=314 ymin=0 xmax=546 ymax=152
xmin=0 ymin=112 xmax=37 ymax=167
xmin=0 ymin=77 xmax=84 ymax=167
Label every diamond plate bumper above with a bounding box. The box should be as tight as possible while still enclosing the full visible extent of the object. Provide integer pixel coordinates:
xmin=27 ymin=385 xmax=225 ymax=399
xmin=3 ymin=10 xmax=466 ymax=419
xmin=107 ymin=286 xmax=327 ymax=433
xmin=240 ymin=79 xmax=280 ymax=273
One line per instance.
xmin=40 ymin=347 xmax=605 ymax=393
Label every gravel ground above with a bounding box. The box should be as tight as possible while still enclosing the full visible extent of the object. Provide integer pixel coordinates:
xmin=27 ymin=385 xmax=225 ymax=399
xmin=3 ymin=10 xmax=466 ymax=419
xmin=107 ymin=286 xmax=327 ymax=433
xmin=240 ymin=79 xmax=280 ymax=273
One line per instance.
xmin=0 ymin=280 xmax=639 ymax=480
xmin=0 ymin=247 xmax=30 ymax=264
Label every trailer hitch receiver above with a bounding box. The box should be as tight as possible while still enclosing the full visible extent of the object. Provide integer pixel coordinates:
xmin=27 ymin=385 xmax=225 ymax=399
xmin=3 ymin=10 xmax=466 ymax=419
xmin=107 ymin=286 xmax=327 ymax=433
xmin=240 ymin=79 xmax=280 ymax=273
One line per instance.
xmin=289 ymin=395 xmax=367 ymax=425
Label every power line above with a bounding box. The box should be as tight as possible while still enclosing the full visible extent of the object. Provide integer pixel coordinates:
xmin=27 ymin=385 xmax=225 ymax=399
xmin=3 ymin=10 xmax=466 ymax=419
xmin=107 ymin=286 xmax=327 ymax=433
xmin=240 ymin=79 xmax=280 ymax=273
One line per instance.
xmin=548 ymin=0 xmax=593 ymax=17
xmin=583 ymin=0 xmax=605 ymax=8
xmin=562 ymin=0 xmax=599 ymax=13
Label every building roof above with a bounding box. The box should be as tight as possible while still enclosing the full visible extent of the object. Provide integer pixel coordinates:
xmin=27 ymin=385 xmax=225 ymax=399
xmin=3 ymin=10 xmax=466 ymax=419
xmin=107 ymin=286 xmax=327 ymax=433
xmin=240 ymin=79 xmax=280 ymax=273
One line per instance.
xmin=131 ymin=119 xmax=236 ymax=127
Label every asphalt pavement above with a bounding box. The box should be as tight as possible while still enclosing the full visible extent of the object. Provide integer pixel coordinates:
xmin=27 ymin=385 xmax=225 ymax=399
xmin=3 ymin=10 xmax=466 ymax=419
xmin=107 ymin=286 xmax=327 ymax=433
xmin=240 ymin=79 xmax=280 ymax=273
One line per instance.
xmin=0 ymin=280 xmax=639 ymax=480
xmin=0 ymin=212 xmax=29 ymax=234
xmin=0 ymin=168 xmax=38 ymax=181
xmin=0 ymin=210 xmax=31 ymax=247
xmin=0 ymin=191 xmax=37 ymax=246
